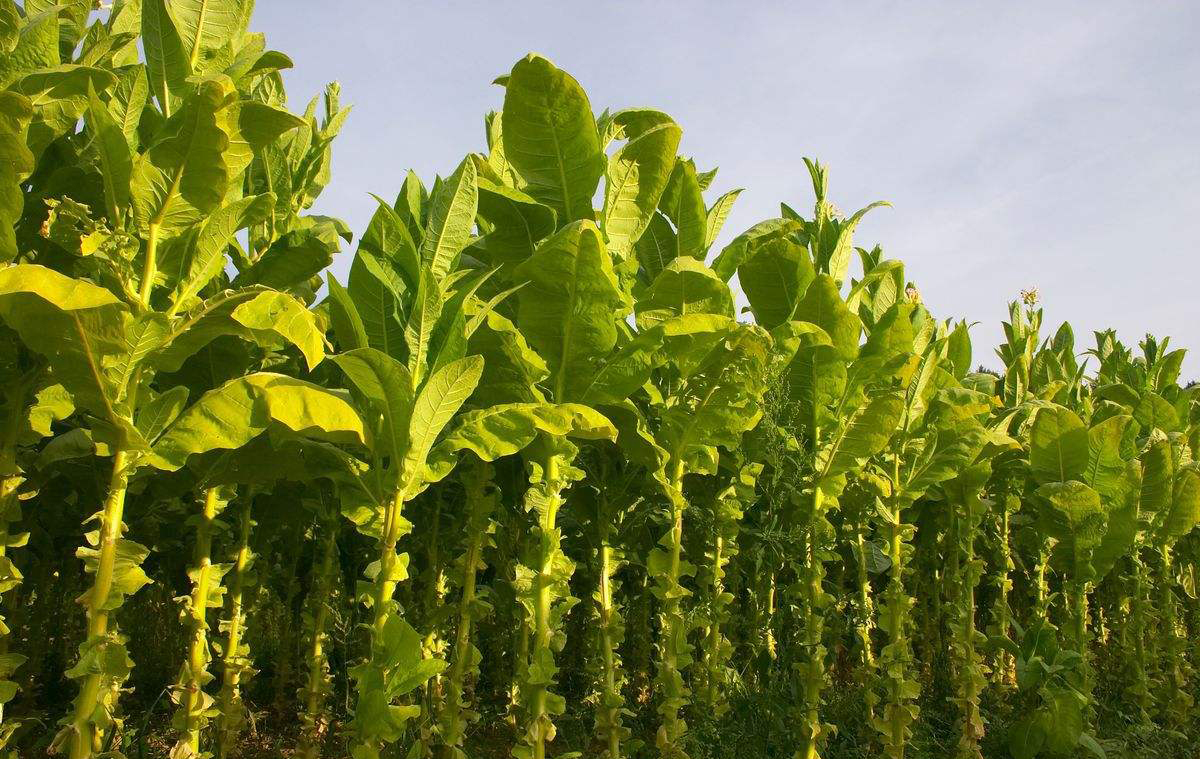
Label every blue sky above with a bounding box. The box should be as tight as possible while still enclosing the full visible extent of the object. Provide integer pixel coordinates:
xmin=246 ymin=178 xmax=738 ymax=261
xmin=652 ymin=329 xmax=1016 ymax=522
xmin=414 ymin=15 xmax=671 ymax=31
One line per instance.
xmin=255 ymin=2 xmax=1200 ymax=378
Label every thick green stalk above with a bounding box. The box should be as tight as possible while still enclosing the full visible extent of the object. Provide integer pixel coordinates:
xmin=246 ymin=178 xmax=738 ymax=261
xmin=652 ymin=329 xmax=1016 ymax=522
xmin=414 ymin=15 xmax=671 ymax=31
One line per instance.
xmin=297 ymin=520 xmax=339 ymax=759
xmin=653 ymin=459 xmax=690 ymax=759
xmin=988 ymin=500 xmax=1016 ymax=687
xmin=948 ymin=474 xmax=987 ymax=759
xmin=853 ymin=523 xmax=876 ymax=670
xmin=349 ymin=484 xmax=414 ymax=756
xmin=700 ymin=536 xmax=723 ymax=705
xmin=65 ymin=446 xmax=133 ymax=759
xmin=596 ymin=542 xmax=624 ymax=759
xmin=1032 ymin=540 xmax=1051 ymax=620
xmin=874 ymin=455 xmax=917 ymax=759
xmin=1156 ymin=546 xmax=1194 ymax=727
xmin=139 ymin=222 xmax=161 ymax=308
xmin=271 ymin=523 xmax=305 ymax=714
xmin=440 ymin=461 xmax=494 ymax=756
xmin=1128 ymin=551 xmax=1152 ymax=720
xmin=172 ymin=487 xmax=228 ymax=755
xmin=518 ymin=449 xmax=578 ymax=759
xmin=797 ymin=487 xmax=828 ymax=759
xmin=216 ymin=498 xmax=256 ymax=759
xmin=1067 ymin=580 xmax=1091 ymax=719
xmin=349 ymin=467 xmax=448 ymax=757
xmin=699 ymin=463 xmax=754 ymax=720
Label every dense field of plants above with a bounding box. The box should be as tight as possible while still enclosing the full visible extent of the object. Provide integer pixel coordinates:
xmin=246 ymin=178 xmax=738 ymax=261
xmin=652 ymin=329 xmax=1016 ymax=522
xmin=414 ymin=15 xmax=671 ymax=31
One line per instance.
xmin=0 ymin=3 xmax=1197 ymax=759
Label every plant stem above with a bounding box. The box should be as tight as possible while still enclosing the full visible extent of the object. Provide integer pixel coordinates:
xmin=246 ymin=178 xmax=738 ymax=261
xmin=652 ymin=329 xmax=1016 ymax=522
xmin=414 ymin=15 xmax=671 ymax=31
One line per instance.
xmin=441 ymin=462 xmax=493 ymax=754
xmin=68 ymin=445 xmax=130 ymax=759
xmin=216 ymin=497 xmax=255 ymax=759
xmin=175 ymin=487 xmax=225 ymax=754
xmin=298 ymin=519 xmax=339 ymax=759
xmin=798 ymin=486 xmax=826 ymax=759
xmin=139 ymin=222 xmax=160 ymax=308
xmin=654 ymin=459 xmax=690 ymax=758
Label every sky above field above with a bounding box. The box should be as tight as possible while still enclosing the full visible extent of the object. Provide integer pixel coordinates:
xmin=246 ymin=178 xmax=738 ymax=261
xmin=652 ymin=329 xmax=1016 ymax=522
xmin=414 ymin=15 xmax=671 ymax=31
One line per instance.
xmin=256 ymin=1 xmax=1200 ymax=379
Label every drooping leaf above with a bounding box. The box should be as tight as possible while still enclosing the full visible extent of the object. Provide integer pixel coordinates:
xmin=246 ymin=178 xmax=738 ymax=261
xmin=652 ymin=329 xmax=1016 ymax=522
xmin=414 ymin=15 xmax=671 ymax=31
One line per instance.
xmin=635 ymin=257 xmax=733 ymax=328
xmin=152 ymin=372 xmax=365 ymax=470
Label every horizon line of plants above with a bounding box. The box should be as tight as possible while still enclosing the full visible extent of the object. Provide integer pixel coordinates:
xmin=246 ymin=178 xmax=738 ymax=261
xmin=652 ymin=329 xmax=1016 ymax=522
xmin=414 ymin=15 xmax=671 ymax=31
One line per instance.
xmin=0 ymin=3 xmax=1197 ymax=759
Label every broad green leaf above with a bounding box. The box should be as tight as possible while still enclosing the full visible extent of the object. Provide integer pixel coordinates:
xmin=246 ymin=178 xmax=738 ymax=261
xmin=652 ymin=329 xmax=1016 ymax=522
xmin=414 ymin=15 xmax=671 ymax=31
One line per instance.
xmin=1084 ymin=414 xmax=1133 ymax=499
xmin=792 ymin=273 xmax=862 ymax=360
xmin=348 ymin=249 xmax=408 ymax=359
xmin=1140 ymin=438 xmax=1174 ymax=518
xmin=134 ymin=384 xmax=189 ymax=443
xmin=0 ymin=8 xmax=58 ymax=89
xmin=946 ymin=321 xmax=972 ymax=379
xmin=169 ymin=0 xmax=251 ymax=75
xmin=659 ymin=324 xmax=769 ymax=464
xmin=352 ymin=194 xmax=420 ymax=289
xmin=131 ymin=79 xmax=231 ymax=234
xmin=474 ymin=177 xmax=556 ymax=265
xmin=635 ymin=257 xmax=734 ymax=328
xmin=403 ymin=268 xmax=441 ymax=386
xmin=902 ymin=419 xmax=989 ymax=498
xmin=501 ymin=54 xmax=603 ymax=223
xmin=601 ymin=120 xmax=681 ymax=259
xmin=142 ymin=0 xmax=189 ymax=112
xmin=513 ymin=220 xmax=624 ymax=400
xmin=13 ymin=65 xmax=118 ymax=161
xmin=574 ymin=326 xmax=665 ymax=406
xmin=230 ymin=290 xmax=324 ymax=369
xmin=0 ymin=91 xmax=33 ymax=261
xmin=1133 ymin=392 xmax=1178 ymax=432
xmin=428 ymin=402 xmax=615 ymax=476
xmin=1029 ymin=404 xmax=1088 ymax=485
xmin=152 ymin=289 xmax=321 ymax=371
xmin=86 ymin=85 xmax=133 ymax=222
xmin=658 ymin=159 xmax=707 ymax=259
xmin=403 ymin=355 xmax=484 ymax=477
xmin=737 ymin=236 xmax=814 ymax=329
xmin=1161 ymin=464 xmax=1200 ymax=542
xmin=1037 ymin=480 xmax=1106 ymax=577
xmin=421 ymin=156 xmax=478 ymax=281
xmin=160 ymin=193 xmax=274 ymax=309
xmin=333 ymin=347 xmax=414 ymax=461
xmin=710 ymin=218 xmax=801 ymax=282
xmin=394 ymin=168 xmax=428 ymax=244
xmin=232 ymin=217 xmax=342 ymax=291
xmin=152 ymin=372 xmax=365 ymax=470
xmin=818 ymin=392 xmax=904 ymax=481
xmin=784 ymin=343 xmax=846 ymax=432
xmin=704 ymin=188 xmax=741 ymax=250
xmin=326 ymin=273 xmax=368 ymax=352
xmin=1092 ymin=462 xmax=1140 ymax=580
xmin=466 ymin=309 xmax=549 ymax=405
xmin=108 ymin=63 xmax=149 ymax=148
xmin=633 ymin=211 xmax=676 ymax=283
xmin=0 ymin=265 xmax=129 ymax=425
